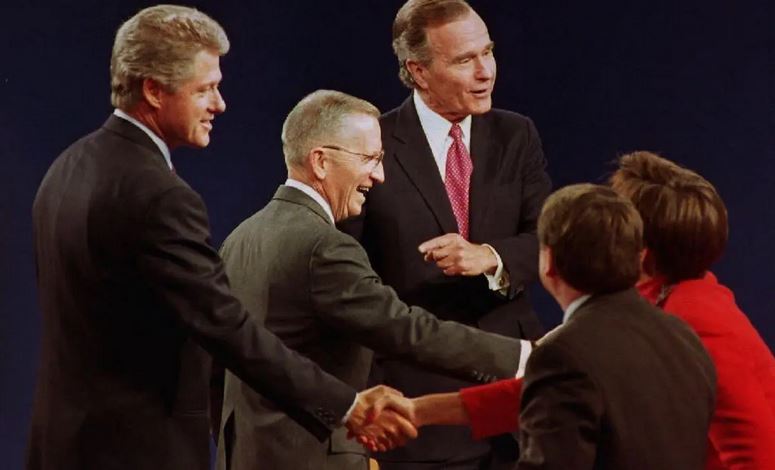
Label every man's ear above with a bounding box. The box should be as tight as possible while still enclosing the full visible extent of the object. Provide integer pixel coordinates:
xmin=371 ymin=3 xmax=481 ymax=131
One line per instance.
xmin=539 ymin=245 xmax=557 ymax=279
xmin=406 ymin=59 xmax=429 ymax=90
xmin=309 ymin=148 xmax=327 ymax=181
xmin=141 ymin=78 xmax=165 ymax=110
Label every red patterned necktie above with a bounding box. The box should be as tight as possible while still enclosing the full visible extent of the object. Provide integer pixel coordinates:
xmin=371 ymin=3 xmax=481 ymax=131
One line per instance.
xmin=445 ymin=123 xmax=473 ymax=239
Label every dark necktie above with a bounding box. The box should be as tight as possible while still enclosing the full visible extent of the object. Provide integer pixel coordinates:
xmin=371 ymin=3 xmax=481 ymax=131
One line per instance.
xmin=445 ymin=123 xmax=473 ymax=239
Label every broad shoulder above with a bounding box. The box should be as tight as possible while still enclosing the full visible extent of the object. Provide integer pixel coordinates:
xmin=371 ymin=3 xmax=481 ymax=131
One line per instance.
xmin=475 ymin=107 xmax=537 ymax=137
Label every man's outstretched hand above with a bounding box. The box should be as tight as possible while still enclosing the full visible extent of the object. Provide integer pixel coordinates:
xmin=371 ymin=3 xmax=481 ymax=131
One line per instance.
xmin=345 ymin=385 xmax=418 ymax=452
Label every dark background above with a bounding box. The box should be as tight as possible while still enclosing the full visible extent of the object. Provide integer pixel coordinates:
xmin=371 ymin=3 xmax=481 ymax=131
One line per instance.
xmin=2 ymin=1 xmax=773 ymax=467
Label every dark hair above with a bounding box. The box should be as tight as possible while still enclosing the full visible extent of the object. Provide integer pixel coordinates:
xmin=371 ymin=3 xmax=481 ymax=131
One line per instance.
xmin=538 ymin=184 xmax=643 ymax=294
xmin=392 ymin=0 xmax=472 ymax=88
xmin=609 ymin=151 xmax=728 ymax=283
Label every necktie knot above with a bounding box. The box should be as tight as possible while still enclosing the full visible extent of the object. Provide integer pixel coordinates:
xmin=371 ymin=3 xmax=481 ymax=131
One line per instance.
xmin=449 ymin=123 xmax=463 ymax=141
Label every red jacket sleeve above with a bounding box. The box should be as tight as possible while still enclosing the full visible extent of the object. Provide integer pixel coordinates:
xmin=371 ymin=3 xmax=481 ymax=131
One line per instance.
xmin=459 ymin=378 xmax=523 ymax=440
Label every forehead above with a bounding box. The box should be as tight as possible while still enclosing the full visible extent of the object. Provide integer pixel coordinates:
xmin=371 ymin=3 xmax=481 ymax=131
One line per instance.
xmin=425 ymin=11 xmax=491 ymax=58
xmin=338 ymin=114 xmax=381 ymax=147
xmin=188 ymin=49 xmax=222 ymax=84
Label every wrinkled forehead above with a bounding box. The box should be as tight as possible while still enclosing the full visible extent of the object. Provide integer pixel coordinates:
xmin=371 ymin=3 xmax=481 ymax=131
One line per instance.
xmin=426 ymin=10 xmax=491 ymax=58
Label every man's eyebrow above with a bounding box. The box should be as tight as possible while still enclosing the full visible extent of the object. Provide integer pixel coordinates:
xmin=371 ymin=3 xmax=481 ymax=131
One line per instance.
xmin=451 ymin=41 xmax=495 ymax=62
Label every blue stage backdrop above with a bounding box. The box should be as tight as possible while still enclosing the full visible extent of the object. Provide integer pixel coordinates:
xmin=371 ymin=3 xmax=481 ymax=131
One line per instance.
xmin=1 ymin=1 xmax=772 ymax=467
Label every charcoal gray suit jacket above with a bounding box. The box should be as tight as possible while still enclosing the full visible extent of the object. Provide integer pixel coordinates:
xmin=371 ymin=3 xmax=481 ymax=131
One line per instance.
xmin=519 ymin=289 xmax=716 ymax=469
xmin=216 ymin=185 xmax=524 ymax=470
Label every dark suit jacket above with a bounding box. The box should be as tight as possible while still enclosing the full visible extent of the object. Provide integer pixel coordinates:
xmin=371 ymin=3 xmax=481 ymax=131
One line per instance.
xmin=340 ymin=96 xmax=551 ymax=463
xmin=518 ymin=289 xmax=716 ymax=470
xmin=215 ymin=185 xmax=524 ymax=470
xmin=27 ymin=115 xmax=355 ymax=470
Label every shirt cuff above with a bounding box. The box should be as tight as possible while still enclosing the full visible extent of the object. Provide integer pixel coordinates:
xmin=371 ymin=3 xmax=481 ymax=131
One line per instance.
xmin=482 ymin=243 xmax=510 ymax=293
xmin=516 ymin=340 xmax=532 ymax=378
xmin=341 ymin=392 xmax=360 ymax=425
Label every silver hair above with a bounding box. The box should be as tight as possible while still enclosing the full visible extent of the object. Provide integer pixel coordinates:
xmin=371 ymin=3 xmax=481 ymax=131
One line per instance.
xmin=110 ymin=4 xmax=229 ymax=110
xmin=392 ymin=0 xmax=472 ymax=88
xmin=281 ymin=90 xmax=380 ymax=168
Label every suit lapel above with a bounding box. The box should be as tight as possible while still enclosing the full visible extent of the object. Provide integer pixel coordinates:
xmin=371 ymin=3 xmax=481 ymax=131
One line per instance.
xmin=468 ymin=114 xmax=502 ymax=241
xmin=390 ymin=97 xmax=458 ymax=235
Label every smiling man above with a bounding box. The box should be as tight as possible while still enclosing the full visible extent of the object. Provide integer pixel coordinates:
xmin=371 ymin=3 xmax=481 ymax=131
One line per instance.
xmin=28 ymin=6 xmax=406 ymax=470
xmin=215 ymin=90 xmax=533 ymax=470
xmin=338 ymin=1 xmax=552 ymax=468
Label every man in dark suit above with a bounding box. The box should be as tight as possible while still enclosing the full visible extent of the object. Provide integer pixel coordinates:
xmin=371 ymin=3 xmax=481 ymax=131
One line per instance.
xmin=28 ymin=6 xmax=400 ymax=470
xmin=366 ymin=184 xmax=717 ymax=468
xmin=216 ymin=89 xmax=532 ymax=470
xmin=517 ymin=183 xmax=716 ymax=469
xmin=339 ymin=0 xmax=551 ymax=467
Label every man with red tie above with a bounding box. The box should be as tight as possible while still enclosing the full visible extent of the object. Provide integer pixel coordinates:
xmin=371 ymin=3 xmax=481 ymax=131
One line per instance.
xmin=340 ymin=0 xmax=551 ymax=468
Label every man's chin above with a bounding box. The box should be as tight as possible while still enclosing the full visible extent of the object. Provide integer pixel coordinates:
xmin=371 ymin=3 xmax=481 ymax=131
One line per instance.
xmin=472 ymin=99 xmax=492 ymax=115
xmin=340 ymin=205 xmax=364 ymax=221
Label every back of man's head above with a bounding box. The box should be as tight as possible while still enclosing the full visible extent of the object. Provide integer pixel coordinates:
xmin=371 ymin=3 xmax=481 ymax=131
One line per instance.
xmin=110 ymin=5 xmax=229 ymax=110
xmin=538 ymin=184 xmax=643 ymax=294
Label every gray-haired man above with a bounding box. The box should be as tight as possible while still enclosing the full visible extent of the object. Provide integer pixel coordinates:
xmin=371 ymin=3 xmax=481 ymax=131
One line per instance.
xmin=216 ymin=89 xmax=530 ymax=470
xmin=29 ymin=6 xmax=395 ymax=470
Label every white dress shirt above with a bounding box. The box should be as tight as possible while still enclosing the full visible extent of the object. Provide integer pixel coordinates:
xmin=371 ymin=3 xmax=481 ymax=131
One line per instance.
xmin=284 ymin=178 xmax=335 ymax=224
xmin=113 ymin=109 xmax=173 ymax=170
xmin=412 ymin=91 xmax=509 ymax=292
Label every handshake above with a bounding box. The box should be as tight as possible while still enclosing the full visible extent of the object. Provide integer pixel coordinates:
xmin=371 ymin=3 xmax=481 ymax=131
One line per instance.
xmin=345 ymin=385 xmax=467 ymax=452
xmin=345 ymin=385 xmax=419 ymax=452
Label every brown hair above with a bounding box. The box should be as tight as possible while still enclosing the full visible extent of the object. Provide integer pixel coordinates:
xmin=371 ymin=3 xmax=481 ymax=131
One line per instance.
xmin=609 ymin=151 xmax=728 ymax=283
xmin=538 ymin=184 xmax=643 ymax=294
xmin=111 ymin=5 xmax=229 ymax=110
xmin=392 ymin=0 xmax=472 ymax=88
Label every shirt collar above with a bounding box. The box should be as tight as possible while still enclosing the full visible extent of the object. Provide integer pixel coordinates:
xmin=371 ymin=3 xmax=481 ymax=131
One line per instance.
xmin=413 ymin=90 xmax=472 ymax=151
xmin=113 ymin=108 xmax=173 ymax=170
xmin=284 ymin=178 xmax=335 ymax=225
xmin=562 ymin=294 xmax=592 ymax=324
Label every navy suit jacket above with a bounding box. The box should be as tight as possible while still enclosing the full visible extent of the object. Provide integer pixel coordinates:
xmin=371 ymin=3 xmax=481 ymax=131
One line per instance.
xmin=341 ymin=96 xmax=551 ymax=463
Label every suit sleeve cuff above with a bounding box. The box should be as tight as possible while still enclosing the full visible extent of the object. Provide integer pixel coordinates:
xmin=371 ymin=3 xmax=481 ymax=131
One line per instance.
xmin=482 ymin=243 xmax=510 ymax=293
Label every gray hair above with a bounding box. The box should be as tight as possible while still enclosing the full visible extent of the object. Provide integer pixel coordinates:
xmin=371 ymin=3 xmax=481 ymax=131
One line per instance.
xmin=392 ymin=0 xmax=472 ymax=88
xmin=110 ymin=4 xmax=230 ymax=110
xmin=281 ymin=90 xmax=380 ymax=168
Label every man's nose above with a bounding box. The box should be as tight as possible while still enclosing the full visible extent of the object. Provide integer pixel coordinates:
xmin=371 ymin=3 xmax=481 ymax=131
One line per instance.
xmin=211 ymin=88 xmax=226 ymax=114
xmin=371 ymin=161 xmax=385 ymax=183
xmin=475 ymin=57 xmax=495 ymax=80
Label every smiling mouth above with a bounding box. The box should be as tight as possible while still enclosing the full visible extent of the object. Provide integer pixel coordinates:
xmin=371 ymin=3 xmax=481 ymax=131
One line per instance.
xmin=356 ymin=185 xmax=370 ymax=195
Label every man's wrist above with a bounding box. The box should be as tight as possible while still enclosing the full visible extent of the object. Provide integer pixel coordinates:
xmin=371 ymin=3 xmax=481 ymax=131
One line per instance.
xmin=482 ymin=243 xmax=510 ymax=291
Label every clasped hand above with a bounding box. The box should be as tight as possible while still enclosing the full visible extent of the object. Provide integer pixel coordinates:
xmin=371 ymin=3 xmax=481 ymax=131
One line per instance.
xmin=345 ymin=385 xmax=418 ymax=452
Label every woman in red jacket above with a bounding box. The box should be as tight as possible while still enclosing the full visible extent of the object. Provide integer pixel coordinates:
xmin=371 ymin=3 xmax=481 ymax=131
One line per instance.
xmin=373 ymin=152 xmax=775 ymax=469
xmin=610 ymin=151 xmax=775 ymax=469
